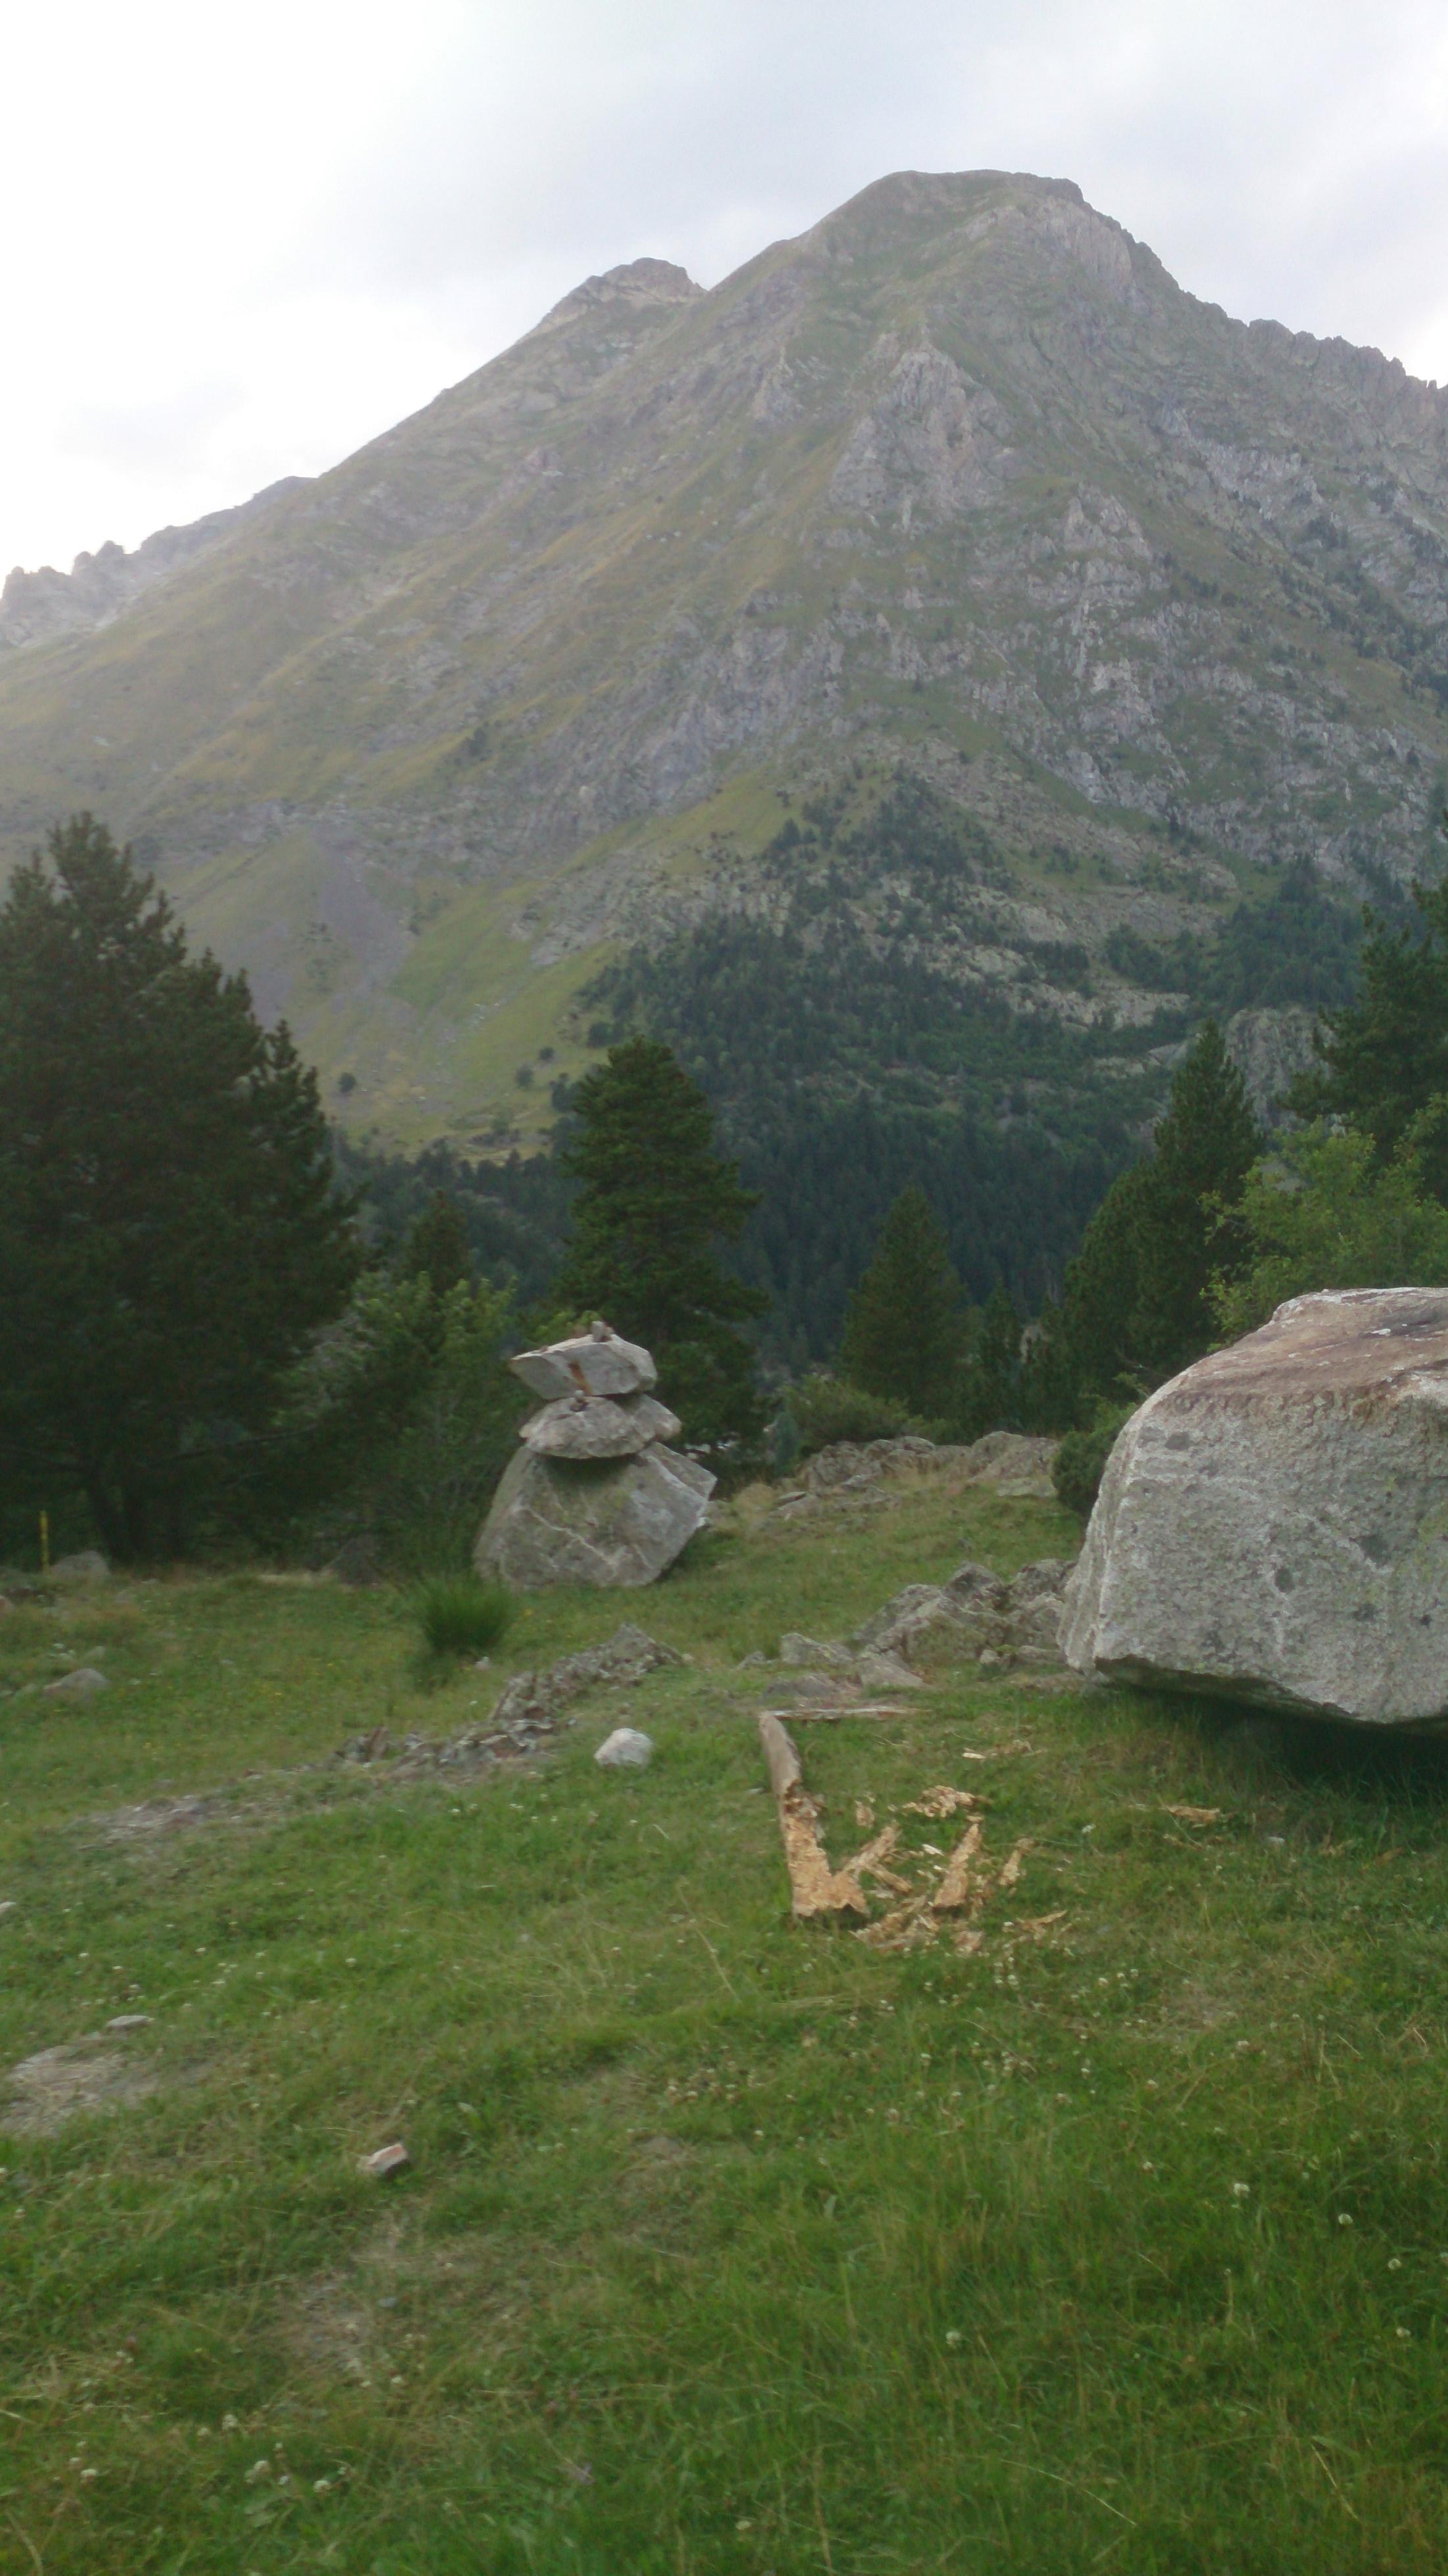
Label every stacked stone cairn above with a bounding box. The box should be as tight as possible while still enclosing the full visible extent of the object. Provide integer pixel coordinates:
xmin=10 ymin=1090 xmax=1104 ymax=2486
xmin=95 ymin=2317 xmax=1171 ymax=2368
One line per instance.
xmin=475 ymin=1321 xmax=715 ymax=1589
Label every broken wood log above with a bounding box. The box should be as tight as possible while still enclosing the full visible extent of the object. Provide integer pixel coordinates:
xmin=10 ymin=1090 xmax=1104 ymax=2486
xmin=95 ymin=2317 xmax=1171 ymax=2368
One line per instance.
xmin=757 ymin=1713 xmax=868 ymax=1921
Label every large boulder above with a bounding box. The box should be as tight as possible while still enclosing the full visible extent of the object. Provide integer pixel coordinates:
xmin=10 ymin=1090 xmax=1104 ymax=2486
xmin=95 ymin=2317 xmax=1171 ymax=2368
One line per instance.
xmin=477 ymin=1444 xmax=713 ymax=1589
xmin=1062 ymin=1288 xmax=1448 ymax=1726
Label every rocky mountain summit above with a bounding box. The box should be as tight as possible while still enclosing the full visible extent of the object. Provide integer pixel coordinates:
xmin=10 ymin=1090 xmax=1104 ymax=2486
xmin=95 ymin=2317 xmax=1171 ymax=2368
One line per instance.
xmin=1 ymin=170 xmax=1445 ymax=1155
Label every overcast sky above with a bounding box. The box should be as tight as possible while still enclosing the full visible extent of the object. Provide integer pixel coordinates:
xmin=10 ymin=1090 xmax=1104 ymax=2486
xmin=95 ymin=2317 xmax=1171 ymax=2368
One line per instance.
xmin=7 ymin=0 xmax=1448 ymax=579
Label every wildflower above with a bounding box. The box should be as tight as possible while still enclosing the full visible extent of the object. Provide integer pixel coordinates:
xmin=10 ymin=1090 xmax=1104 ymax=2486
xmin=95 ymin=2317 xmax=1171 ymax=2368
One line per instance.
xmin=1338 ymin=2214 xmax=1353 ymax=2227
xmin=1232 ymin=2182 xmax=1250 ymax=2199
xmin=1388 ymin=2257 xmax=1403 ymax=2270
xmin=1397 ymin=2327 xmax=1413 ymax=2340
xmin=945 ymin=2330 xmax=962 ymax=2347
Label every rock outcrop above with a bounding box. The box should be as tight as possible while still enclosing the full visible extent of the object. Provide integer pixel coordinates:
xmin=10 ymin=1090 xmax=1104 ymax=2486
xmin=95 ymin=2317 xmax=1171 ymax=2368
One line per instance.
xmin=1062 ymin=1289 xmax=1448 ymax=1726
xmin=854 ymin=1557 xmax=1074 ymax=1668
xmin=476 ymin=1323 xmax=713 ymax=1588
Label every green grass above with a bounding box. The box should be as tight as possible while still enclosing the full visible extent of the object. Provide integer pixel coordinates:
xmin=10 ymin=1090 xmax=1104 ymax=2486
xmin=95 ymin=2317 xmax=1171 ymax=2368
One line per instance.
xmin=5 ymin=1474 xmax=1448 ymax=2571
xmin=411 ymin=1575 xmax=516 ymax=1661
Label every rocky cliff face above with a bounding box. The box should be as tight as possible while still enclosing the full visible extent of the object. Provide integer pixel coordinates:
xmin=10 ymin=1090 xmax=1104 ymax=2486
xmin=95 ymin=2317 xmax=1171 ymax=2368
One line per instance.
xmin=0 ymin=173 xmax=1443 ymax=1148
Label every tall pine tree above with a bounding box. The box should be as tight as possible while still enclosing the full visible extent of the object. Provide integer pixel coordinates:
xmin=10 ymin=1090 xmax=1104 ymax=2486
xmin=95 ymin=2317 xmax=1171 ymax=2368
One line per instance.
xmin=554 ymin=1037 xmax=766 ymax=1450
xmin=1054 ymin=1019 xmax=1262 ymax=1408
xmin=839 ymin=1185 xmax=965 ymax=1414
xmin=0 ymin=817 xmax=358 ymax=1556
xmin=1290 ymin=875 xmax=1448 ymax=1172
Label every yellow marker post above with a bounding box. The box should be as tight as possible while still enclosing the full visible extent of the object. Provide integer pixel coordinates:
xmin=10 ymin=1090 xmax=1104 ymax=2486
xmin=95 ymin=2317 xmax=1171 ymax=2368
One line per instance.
xmin=39 ymin=1510 xmax=50 ymax=1577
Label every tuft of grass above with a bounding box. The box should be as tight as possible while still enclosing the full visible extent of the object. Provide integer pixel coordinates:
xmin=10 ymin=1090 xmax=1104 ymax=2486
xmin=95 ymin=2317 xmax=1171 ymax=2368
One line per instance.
xmin=411 ymin=1574 xmax=516 ymax=1661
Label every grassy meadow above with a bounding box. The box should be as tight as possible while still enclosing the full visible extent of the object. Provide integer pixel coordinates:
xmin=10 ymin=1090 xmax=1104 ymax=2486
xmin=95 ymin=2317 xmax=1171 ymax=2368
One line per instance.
xmin=3 ymin=1469 xmax=1448 ymax=2573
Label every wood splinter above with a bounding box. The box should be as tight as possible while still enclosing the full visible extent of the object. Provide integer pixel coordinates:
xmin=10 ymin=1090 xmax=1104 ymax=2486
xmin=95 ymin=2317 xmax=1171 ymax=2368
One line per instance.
xmin=758 ymin=1713 xmax=868 ymax=1921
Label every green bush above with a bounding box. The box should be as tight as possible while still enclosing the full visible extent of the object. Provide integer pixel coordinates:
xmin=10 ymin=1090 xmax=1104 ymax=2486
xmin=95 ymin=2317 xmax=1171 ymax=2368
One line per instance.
xmin=786 ymin=1373 xmax=933 ymax=1458
xmin=1052 ymin=1400 xmax=1135 ymax=1518
xmin=411 ymin=1574 xmax=516 ymax=1660
xmin=270 ymin=1275 xmax=525 ymax=1575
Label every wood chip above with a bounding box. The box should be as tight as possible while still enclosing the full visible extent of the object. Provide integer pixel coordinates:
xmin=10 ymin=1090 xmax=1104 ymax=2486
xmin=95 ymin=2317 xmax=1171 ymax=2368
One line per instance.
xmin=842 ymin=1822 xmax=914 ymax=1896
xmin=855 ymin=1893 xmax=936 ymax=1952
xmin=1161 ymin=1805 xmax=1225 ymax=1826
xmin=758 ymin=1714 xmax=867 ymax=1921
xmin=1001 ymin=1910 xmax=1068 ymax=1945
xmin=929 ymin=1819 xmax=985 ymax=1915
xmin=905 ymin=1785 xmax=985 ymax=1818
xmin=995 ymin=1838 xmax=1031 ymax=1891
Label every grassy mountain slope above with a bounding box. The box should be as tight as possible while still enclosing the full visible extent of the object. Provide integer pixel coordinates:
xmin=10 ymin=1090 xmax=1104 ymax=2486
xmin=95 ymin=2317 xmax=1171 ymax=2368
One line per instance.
xmin=2 ymin=170 xmax=1447 ymax=1163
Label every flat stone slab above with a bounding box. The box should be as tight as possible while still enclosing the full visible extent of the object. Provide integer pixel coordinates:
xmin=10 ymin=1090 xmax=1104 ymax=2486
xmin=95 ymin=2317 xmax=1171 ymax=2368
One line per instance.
xmin=1062 ymin=1288 xmax=1448 ymax=1726
xmin=520 ymin=1391 xmax=682 ymax=1459
xmin=510 ymin=1322 xmax=656 ymax=1403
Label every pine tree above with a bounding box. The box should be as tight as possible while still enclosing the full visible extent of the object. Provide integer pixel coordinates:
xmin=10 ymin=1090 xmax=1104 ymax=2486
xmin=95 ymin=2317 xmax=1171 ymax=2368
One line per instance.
xmin=1054 ymin=1020 xmax=1263 ymax=1407
xmin=838 ymin=1185 xmax=964 ymax=1414
xmin=401 ymin=1189 xmax=472 ymax=1297
xmin=1128 ymin=1019 xmax=1263 ymax=1375
xmin=0 ymin=817 xmax=358 ymax=1556
xmin=954 ymin=1281 xmax=1023 ymax=1438
xmin=554 ymin=1037 xmax=766 ymax=1449
xmin=1290 ymin=875 xmax=1448 ymax=1168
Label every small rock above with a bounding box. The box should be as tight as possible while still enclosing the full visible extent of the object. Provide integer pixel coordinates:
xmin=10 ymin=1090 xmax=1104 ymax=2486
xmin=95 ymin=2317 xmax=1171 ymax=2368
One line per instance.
xmin=105 ymin=2014 xmax=151 ymax=2033
xmin=43 ymin=1665 xmax=109 ymax=1697
xmin=978 ymin=1647 xmax=1008 ymax=1671
xmin=51 ymin=1550 xmax=110 ymax=1584
xmin=473 ymin=1655 xmax=491 ymax=1670
xmin=854 ymin=1649 xmax=924 ymax=1693
xmin=358 ymin=2142 xmax=410 ymax=2179
xmin=736 ymin=1649 xmax=768 ymax=1668
xmin=595 ymin=1726 xmax=654 ymax=1770
xmin=0 ymin=1900 xmax=15 ymax=1918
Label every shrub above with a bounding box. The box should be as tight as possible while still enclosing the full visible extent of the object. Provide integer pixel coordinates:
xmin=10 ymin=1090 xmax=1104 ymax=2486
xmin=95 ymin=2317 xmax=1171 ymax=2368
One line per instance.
xmin=412 ymin=1574 xmax=516 ymax=1660
xmin=786 ymin=1372 xmax=932 ymax=1458
xmin=268 ymin=1275 xmax=525 ymax=1575
xmin=1053 ymin=1400 xmax=1135 ymax=1518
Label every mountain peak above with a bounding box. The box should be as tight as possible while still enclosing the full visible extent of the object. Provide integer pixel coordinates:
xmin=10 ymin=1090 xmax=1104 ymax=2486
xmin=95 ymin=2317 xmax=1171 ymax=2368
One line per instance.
xmin=540 ymin=257 xmax=700 ymax=331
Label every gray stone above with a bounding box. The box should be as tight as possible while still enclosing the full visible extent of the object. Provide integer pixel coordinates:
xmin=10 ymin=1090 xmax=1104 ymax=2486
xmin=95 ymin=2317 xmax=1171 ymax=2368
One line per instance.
xmin=854 ymin=1648 xmax=926 ymax=1692
xmin=51 ymin=1550 xmax=110 ymax=1584
xmin=779 ymin=1632 xmax=853 ymax=1667
xmin=510 ymin=1321 xmax=656 ymax=1404
xmin=1062 ymin=1288 xmax=1448 ymax=1726
xmin=521 ymin=1390 xmax=682 ymax=1459
xmin=595 ymin=1726 xmax=654 ymax=1770
xmin=850 ymin=1556 xmax=1072 ymax=1668
xmin=490 ymin=1622 xmax=682 ymax=1726
xmin=954 ymin=1432 xmax=1060 ymax=1498
xmin=43 ymin=1665 xmax=110 ymax=1697
xmin=476 ymin=1444 xmax=713 ymax=1590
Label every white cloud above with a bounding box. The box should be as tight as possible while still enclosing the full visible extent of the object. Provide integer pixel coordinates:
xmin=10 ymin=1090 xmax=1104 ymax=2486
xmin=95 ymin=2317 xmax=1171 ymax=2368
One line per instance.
xmin=5 ymin=0 xmax=1447 ymax=575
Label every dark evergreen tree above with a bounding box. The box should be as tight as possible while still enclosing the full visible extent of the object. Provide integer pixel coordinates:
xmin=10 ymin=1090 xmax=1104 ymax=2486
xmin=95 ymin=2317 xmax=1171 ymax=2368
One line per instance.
xmin=1128 ymin=1019 xmax=1262 ymax=1375
xmin=1054 ymin=1021 xmax=1262 ymax=1408
xmin=400 ymin=1189 xmax=473 ymax=1297
xmin=1290 ymin=875 xmax=1448 ymax=1170
xmin=554 ymin=1036 xmax=766 ymax=1449
xmin=838 ymin=1185 xmax=965 ymax=1414
xmin=0 ymin=817 xmax=358 ymax=1556
xmin=955 ymin=1282 xmax=1024 ymax=1437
